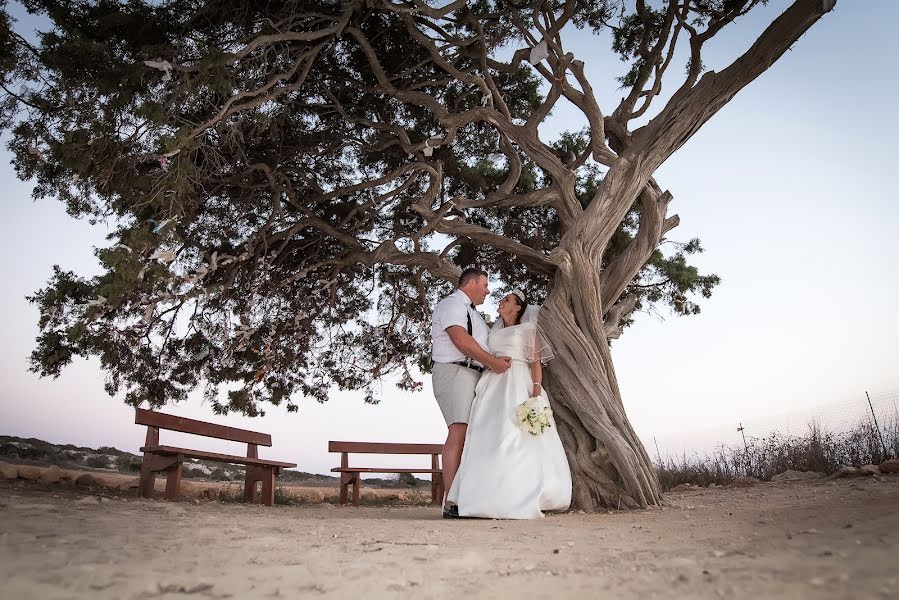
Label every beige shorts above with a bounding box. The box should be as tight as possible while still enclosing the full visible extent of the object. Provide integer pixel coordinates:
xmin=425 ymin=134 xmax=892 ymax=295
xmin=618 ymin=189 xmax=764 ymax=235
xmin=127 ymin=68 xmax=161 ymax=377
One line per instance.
xmin=432 ymin=362 xmax=480 ymax=425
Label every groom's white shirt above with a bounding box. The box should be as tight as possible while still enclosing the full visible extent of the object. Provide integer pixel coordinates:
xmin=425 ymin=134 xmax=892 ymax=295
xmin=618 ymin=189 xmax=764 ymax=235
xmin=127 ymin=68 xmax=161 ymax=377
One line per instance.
xmin=431 ymin=289 xmax=490 ymax=366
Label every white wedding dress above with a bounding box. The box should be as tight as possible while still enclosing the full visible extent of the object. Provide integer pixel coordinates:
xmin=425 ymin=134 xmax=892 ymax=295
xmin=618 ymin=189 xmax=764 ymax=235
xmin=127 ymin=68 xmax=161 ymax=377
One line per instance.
xmin=447 ymin=321 xmax=572 ymax=519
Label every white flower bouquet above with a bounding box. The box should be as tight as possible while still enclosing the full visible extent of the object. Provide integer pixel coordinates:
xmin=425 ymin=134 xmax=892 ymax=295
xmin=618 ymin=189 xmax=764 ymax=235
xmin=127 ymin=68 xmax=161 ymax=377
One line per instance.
xmin=516 ymin=396 xmax=553 ymax=435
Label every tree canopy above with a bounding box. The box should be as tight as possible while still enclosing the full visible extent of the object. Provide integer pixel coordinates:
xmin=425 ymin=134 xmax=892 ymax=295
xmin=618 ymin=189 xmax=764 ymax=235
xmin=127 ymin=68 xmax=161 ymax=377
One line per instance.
xmin=1 ymin=0 xmax=729 ymax=414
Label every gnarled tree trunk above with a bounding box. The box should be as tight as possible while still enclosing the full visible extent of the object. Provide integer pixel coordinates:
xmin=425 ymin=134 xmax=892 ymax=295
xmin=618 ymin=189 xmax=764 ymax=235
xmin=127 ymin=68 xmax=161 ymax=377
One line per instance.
xmin=542 ymin=244 xmax=662 ymax=509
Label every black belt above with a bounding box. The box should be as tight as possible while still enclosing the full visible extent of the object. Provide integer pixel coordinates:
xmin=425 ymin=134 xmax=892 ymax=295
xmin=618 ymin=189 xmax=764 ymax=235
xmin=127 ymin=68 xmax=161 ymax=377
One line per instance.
xmin=451 ymin=360 xmax=485 ymax=374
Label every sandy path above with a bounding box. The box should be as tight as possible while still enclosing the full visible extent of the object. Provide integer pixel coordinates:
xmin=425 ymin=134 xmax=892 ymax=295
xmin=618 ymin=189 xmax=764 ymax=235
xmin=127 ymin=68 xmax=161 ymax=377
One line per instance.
xmin=1 ymin=476 xmax=896 ymax=599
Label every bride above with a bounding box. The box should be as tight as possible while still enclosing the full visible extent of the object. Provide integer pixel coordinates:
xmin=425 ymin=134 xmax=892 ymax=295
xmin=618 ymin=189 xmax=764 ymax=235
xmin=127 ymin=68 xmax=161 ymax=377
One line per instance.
xmin=446 ymin=289 xmax=571 ymax=519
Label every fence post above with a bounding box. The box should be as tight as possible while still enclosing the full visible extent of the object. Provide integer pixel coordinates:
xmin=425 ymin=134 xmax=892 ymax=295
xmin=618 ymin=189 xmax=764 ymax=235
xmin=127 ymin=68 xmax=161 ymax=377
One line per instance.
xmin=737 ymin=423 xmax=751 ymax=474
xmin=866 ymin=391 xmax=889 ymax=460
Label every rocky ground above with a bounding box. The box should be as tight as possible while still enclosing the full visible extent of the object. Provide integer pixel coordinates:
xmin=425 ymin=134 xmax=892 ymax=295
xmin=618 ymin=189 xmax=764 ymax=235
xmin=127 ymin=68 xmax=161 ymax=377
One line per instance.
xmin=1 ymin=463 xmax=897 ymax=599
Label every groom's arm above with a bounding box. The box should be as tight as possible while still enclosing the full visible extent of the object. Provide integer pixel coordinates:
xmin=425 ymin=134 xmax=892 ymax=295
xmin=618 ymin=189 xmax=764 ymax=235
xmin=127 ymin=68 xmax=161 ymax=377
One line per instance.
xmin=445 ymin=326 xmax=511 ymax=373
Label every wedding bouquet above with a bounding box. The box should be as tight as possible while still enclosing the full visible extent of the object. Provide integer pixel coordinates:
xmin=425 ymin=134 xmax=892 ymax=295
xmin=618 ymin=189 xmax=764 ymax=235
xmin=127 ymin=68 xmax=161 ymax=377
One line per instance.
xmin=516 ymin=396 xmax=553 ymax=436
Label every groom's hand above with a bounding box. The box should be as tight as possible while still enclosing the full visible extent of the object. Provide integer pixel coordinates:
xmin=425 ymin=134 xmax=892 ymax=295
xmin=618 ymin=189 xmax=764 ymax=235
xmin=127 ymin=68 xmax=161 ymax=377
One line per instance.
xmin=488 ymin=356 xmax=512 ymax=373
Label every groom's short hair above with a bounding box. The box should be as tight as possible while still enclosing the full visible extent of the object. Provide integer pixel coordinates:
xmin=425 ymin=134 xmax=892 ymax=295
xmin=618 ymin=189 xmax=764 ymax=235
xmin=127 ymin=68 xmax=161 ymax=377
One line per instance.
xmin=458 ymin=267 xmax=488 ymax=288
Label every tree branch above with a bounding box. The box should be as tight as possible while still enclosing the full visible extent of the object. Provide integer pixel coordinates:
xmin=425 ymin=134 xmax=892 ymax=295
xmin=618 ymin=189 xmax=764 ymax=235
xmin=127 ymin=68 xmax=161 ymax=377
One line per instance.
xmin=643 ymin=0 xmax=836 ymax=169
xmin=600 ymin=183 xmax=675 ymax=311
xmin=604 ymin=294 xmax=639 ymax=340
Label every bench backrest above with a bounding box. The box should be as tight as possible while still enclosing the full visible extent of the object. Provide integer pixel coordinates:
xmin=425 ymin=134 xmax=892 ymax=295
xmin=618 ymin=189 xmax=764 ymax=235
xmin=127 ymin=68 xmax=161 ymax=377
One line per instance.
xmin=136 ymin=408 xmax=272 ymax=447
xmin=328 ymin=441 xmax=443 ymax=455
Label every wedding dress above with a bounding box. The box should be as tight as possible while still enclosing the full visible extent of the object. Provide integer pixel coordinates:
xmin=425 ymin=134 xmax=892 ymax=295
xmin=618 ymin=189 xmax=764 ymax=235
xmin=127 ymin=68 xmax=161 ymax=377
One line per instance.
xmin=446 ymin=320 xmax=572 ymax=519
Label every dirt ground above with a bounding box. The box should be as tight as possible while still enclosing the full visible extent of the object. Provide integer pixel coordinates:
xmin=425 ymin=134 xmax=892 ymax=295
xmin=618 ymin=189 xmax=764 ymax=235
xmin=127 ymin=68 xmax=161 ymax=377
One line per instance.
xmin=1 ymin=475 xmax=897 ymax=600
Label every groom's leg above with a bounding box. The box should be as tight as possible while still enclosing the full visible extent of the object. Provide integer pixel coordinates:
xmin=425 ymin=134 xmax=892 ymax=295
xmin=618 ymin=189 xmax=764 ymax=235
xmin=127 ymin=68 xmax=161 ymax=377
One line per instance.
xmin=442 ymin=423 xmax=467 ymax=508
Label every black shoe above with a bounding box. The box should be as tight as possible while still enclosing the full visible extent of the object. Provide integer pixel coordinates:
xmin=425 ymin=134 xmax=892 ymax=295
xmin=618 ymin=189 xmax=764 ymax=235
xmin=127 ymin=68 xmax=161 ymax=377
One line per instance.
xmin=442 ymin=505 xmax=460 ymax=519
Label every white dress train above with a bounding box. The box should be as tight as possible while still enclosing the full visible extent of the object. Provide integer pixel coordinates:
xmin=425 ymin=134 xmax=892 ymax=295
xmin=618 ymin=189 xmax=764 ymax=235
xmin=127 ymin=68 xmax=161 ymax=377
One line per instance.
xmin=446 ymin=322 xmax=572 ymax=519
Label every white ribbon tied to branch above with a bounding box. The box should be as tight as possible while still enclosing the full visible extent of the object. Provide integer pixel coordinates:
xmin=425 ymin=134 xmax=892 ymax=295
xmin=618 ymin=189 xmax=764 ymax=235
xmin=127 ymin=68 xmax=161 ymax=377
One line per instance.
xmin=529 ymin=40 xmax=549 ymax=65
xmin=150 ymin=249 xmax=177 ymax=263
xmin=144 ymin=58 xmax=173 ymax=82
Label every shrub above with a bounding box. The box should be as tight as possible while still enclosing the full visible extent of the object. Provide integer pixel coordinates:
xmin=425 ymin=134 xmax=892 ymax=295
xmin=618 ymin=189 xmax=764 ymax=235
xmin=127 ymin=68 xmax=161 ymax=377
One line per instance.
xmin=115 ymin=455 xmax=142 ymax=472
xmin=85 ymin=455 xmax=111 ymax=469
xmin=655 ymin=416 xmax=898 ymax=492
xmin=274 ymin=487 xmax=294 ymax=506
xmin=396 ymin=472 xmax=419 ymax=487
xmin=208 ymin=468 xmax=231 ymax=481
xmin=182 ymin=466 xmax=204 ymax=479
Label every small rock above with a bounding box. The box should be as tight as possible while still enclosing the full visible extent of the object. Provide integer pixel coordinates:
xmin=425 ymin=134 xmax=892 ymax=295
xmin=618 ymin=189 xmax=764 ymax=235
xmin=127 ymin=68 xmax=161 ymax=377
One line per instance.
xmin=860 ymin=465 xmax=881 ymax=476
xmin=671 ymin=483 xmax=696 ymax=492
xmin=322 ymin=503 xmax=335 ymax=509
xmin=552 ymin=548 xmax=560 ymax=554
xmin=771 ymin=470 xmax=824 ymax=482
xmin=99 ymin=497 xmax=112 ymax=504
xmin=712 ymin=550 xmax=726 ymax=558
xmin=566 ymin=541 xmax=575 ymax=547
xmin=118 ymin=478 xmax=140 ymax=491
xmin=732 ymin=476 xmax=760 ymax=487
xmin=76 ymin=496 xmax=99 ymax=506
xmin=878 ymin=459 xmax=899 ymax=474
xmin=17 ymin=465 xmax=43 ymax=481
xmin=39 ymin=465 xmax=63 ymax=484
xmin=809 ymin=577 xmax=825 ymax=587
xmin=825 ymin=466 xmax=860 ymax=480
xmin=192 ymin=499 xmax=201 ymax=505
xmin=0 ymin=461 xmax=17 ymax=480
xmin=75 ymin=474 xmax=98 ymax=487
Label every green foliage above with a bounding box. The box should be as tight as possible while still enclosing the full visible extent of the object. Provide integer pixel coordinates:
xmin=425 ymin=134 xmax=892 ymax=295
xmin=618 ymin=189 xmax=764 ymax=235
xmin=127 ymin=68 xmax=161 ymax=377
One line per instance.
xmin=273 ymin=486 xmax=293 ymax=506
xmin=85 ymin=454 xmax=111 ymax=468
xmin=2 ymin=0 xmax=721 ymax=414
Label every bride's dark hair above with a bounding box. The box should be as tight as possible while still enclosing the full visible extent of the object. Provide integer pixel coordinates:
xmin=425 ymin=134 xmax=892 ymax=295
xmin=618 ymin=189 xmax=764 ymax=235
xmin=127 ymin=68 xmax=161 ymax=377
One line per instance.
xmin=510 ymin=291 xmax=527 ymax=325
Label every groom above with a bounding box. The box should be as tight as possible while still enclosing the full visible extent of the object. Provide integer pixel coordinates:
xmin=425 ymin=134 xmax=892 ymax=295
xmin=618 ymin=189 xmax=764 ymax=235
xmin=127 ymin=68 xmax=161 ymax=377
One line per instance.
xmin=431 ymin=267 xmax=511 ymax=518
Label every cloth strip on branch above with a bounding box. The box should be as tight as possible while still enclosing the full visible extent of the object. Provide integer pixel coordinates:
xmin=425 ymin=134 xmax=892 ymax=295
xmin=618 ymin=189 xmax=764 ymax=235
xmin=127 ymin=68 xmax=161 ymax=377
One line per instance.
xmin=143 ymin=59 xmax=173 ymax=81
xmin=529 ymin=40 xmax=549 ymax=65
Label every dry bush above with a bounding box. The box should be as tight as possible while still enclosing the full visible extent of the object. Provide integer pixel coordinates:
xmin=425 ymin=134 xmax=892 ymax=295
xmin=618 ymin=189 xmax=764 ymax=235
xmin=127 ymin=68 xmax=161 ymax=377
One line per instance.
xmin=656 ymin=417 xmax=898 ymax=492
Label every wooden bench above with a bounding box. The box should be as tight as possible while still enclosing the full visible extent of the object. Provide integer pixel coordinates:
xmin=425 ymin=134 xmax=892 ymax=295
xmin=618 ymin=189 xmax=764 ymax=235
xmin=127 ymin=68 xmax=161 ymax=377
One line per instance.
xmin=329 ymin=441 xmax=444 ymax=506
xmin=136 ymin=408 xmax=297 ymax=506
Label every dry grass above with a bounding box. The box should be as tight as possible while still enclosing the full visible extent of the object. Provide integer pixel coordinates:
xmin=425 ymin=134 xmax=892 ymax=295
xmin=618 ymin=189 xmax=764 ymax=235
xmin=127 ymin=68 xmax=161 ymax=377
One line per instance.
xmin=655 ymin=417 xmax=899 ymax=491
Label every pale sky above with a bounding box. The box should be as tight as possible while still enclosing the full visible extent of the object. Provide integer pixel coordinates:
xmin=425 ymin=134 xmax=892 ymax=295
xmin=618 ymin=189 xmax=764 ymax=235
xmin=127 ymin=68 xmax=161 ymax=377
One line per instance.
xmin=1 ymin=2 xmax=897 ymax=474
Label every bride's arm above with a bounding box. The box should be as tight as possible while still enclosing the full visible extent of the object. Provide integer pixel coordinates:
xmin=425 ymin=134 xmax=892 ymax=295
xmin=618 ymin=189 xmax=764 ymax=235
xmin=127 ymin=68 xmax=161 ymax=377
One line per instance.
xmin=529 ymin=349 xmax=542 ymax=398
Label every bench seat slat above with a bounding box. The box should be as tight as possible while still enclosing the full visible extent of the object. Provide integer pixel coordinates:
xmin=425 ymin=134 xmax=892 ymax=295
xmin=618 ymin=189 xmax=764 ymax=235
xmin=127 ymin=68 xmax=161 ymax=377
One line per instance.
xmin=328 ymin=441 xmax=443 ymax=454
xmin=141 ymin=445 xmax=296 ymax=468
xmin=331 ymin=467 xmax=441 ymax=473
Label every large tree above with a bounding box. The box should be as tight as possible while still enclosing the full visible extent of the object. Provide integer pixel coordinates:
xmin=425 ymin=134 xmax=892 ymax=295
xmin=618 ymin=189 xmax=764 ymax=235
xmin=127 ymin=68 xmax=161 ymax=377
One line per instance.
xmin=1 ymin=0 xmax=835 ymax=510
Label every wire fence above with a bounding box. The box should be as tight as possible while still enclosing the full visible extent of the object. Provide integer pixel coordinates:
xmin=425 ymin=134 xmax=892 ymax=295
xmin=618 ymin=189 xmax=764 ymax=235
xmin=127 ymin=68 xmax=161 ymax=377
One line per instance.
xmin=644 ymin=389 xmax=899 ymax=489
xmin=735 ymin=389 xmax=898 ymax=449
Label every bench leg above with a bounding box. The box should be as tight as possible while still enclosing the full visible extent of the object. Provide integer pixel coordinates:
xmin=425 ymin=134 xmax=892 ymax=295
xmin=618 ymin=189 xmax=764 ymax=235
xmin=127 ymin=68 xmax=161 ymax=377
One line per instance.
xmin=244 ymin=466 xmax=261 ymax=504
xmin=139 ymin=454 xmax=156 ymax=499
xmin=164 ymin=462 xmax=183 ymax=500
xmin=339 ymin=472 xmax=353 ymax=505
xmin=353 ymin=473 xmax=360 ymax=507
xmin=261 ymin=467 xmax=275 ymax=506
xmin=432 ymin=472 xmax=444 ymax=506
xmin=140 ymin=453 xmax=181 ymax=499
